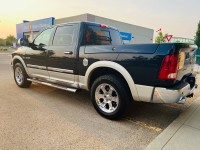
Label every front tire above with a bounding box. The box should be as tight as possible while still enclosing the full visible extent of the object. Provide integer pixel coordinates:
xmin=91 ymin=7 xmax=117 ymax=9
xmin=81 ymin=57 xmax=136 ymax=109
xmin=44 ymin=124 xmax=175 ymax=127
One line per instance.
xmin=91 ymin=75 xmax=129 ymax=120
xmin=14 ymin=63 xmax=32 ymax=88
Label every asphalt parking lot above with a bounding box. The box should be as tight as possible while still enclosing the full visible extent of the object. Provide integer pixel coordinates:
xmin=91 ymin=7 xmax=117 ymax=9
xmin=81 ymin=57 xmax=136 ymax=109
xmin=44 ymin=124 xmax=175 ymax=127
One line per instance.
xmin=0 ymin=49 xmax=199 ymax=150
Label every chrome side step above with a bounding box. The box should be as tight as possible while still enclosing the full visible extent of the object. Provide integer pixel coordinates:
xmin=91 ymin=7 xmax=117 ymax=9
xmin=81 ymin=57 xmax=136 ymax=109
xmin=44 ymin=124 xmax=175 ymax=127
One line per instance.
xmin=27 ymin=78 xmax=77 ymax=93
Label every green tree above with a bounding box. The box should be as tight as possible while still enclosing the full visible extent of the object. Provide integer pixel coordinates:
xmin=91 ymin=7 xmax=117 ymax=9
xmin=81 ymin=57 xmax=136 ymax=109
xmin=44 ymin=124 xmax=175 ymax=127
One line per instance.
xmin=195 ymin=21 xmax=200 ymax=49
xmin=6 ymin=35 xmax=16 ymax=46
xmin=0 ymin=38 xmax=6 ymax=46
xmin=155 ymin=32 xmax=168 ymax=43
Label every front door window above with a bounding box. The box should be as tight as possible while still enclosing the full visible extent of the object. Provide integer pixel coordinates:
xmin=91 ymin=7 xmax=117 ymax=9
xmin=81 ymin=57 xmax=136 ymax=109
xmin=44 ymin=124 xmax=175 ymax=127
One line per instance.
xmin=33 ymin=28 xmax=53 ymax=48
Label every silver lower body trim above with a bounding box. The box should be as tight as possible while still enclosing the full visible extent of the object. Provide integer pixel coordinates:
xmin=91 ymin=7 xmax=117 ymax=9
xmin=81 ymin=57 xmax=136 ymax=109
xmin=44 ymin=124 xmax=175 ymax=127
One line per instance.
xmin=27 ymin=78 xmax=77 ymax=93
xmin=27 ymin=64 xmax=46 ymax=70
xmin=47 ymin=67 xmax=73 ymax=74
xmin=135 ymin=84 xmax=154 ymax=102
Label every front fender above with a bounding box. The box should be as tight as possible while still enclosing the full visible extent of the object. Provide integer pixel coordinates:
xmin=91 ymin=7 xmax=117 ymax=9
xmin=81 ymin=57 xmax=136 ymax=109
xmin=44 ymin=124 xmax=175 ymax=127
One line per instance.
xmin=12 ymin=55 xmax=29 ymax=75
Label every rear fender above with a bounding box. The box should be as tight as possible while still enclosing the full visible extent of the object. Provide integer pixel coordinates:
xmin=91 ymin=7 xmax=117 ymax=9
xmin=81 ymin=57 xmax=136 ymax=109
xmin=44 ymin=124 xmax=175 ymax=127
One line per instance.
xmin=83 ymin=61 xmax=140 ymax=101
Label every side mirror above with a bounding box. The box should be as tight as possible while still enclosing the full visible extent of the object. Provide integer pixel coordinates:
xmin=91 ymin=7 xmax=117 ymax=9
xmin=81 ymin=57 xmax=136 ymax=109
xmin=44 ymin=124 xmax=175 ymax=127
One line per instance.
xmin=17 ymin=38 xmax=29 ymax=47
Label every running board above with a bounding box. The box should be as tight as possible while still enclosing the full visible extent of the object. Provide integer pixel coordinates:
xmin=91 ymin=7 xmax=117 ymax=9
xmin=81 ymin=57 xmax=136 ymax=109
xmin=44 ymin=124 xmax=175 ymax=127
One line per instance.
xmin=27 ymin=78 xmax=77 ymax=93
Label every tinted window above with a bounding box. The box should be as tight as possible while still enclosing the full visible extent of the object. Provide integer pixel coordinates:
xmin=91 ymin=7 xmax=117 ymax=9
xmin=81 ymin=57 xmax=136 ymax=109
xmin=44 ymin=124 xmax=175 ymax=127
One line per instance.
xmin=110 ymin=29 xmax=122 ymax=45
xmin=34 ymin=28 xmax=53 ymax=46
xmin=53 ymin=26 xmax=74 ymax=46
xmin=85 ymin=25 xmax=122 ymax=45
xmin=86 ymin=26 xmax=111 ymax=45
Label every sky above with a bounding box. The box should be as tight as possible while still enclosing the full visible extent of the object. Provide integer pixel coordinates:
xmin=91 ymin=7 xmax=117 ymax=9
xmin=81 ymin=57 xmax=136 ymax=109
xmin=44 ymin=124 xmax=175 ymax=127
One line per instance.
xmin=0 ymin=0 xmax=200 ymax=40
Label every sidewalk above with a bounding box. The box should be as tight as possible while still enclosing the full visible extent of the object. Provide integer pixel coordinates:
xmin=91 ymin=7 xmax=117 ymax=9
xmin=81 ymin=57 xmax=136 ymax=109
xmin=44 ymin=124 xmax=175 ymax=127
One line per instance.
xmin=194 ymin=64 xmax=200 ymax=73
xmin=146 ymin=97 xmax=200 ymax=150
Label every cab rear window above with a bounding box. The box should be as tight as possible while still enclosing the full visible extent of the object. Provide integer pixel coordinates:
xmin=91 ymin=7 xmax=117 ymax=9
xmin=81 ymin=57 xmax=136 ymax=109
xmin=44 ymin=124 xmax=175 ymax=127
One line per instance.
xmin=85 ymin=25 xmax=122 ymax=46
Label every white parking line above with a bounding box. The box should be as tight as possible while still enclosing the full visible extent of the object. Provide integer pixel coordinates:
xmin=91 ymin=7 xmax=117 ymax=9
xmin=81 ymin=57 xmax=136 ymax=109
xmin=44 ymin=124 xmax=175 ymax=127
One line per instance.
xmin=0 ymin=53 xmax=12 ymax=56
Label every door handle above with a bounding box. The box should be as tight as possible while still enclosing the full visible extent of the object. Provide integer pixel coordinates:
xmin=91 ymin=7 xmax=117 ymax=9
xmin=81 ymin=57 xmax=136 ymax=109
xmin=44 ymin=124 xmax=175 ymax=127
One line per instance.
xmin=112 ymin=47 xmax=116 ymax=51
xmin=64 ymin=51 xmax=73 ymax=55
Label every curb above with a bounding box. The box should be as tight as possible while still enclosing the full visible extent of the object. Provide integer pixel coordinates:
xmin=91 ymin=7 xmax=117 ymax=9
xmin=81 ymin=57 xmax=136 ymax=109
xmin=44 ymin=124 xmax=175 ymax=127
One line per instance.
xmin=145 ymin=98 xmax=200 ymax=150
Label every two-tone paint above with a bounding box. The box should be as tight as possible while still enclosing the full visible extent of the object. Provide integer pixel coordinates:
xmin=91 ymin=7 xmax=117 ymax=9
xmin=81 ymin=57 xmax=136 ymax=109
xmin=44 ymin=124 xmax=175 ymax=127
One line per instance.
xmin=12 ymin=21 xmax=197 ymax=103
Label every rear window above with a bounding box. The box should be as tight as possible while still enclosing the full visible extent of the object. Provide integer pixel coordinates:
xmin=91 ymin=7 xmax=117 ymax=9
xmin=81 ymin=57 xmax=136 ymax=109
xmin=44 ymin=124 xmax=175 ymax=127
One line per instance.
xmin=85 ymin=25 xmax=122 ymax=46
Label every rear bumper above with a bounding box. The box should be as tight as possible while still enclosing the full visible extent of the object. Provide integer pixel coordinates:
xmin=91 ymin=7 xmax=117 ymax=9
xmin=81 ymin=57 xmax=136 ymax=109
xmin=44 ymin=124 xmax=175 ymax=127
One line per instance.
xmin=153 ymin=83 xmax=190 ymax=103
xmin=152 ymin=74 xmax=197 ymax=103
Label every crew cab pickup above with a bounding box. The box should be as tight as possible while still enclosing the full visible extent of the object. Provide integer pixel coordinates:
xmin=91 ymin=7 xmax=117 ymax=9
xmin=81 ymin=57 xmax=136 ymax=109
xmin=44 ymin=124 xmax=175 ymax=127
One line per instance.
xmin=12 ymin=21 xmax=198 ymax=119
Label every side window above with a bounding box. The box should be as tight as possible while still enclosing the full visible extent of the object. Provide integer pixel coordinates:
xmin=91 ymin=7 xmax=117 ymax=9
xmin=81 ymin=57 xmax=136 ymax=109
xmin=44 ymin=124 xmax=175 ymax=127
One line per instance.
xmin=34 ymin=28 xmax=53 ymax=46
xmin=110 ymin=29 xmax=122 ymax=45
xmin=86 ymin=26 xmax=111 ymax=45
xmin=53 ymin=26 xmax=74 ymax=46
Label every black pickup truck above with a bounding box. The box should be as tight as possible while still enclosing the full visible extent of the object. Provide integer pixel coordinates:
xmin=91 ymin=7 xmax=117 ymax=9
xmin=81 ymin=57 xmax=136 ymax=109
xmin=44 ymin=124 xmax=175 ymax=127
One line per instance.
xmin=12 ymin=21 xmax=198 ymax=119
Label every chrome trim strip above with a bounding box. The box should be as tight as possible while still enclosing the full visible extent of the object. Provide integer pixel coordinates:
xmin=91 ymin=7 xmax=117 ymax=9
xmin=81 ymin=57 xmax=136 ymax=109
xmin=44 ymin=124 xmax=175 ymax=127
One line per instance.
xmin=30 ymin=74 xmax=78 ymax=88
xmin=29 ymin=74 xmax=50 ymax=80
xmin=27 ymin=64 xmax=46 ymax=70
xmin=27 ymin=78 xmax=77 ymax=93
xmin=47 ymin=67 xmax=73 ymax=74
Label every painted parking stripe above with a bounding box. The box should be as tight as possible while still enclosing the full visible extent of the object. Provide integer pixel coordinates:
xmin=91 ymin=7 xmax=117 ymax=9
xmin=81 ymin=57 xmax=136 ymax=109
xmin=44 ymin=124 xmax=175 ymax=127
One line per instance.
xmin=124 ymin=117 xmax=162 ymax=132
xmin=0 ymin=53 xmax=11 ymax=55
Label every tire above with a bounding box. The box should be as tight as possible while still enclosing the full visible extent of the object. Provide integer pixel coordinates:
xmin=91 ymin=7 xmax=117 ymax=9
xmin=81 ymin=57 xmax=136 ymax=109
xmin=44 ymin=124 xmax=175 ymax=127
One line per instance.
xmin=91 ymin=75 xmax=130 ymax=120
xmin=14 ymin=63 xmax=32 ymax=88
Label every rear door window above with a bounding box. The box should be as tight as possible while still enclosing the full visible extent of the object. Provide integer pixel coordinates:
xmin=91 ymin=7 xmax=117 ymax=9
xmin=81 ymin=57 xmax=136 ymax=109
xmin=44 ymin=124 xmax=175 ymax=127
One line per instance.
xmin=53 ymin=25 xmax=74 ymax=46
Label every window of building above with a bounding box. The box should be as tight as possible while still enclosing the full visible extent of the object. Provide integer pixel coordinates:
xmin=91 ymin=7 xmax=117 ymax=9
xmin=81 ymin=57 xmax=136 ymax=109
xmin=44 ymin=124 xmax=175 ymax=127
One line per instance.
xmin=53 ymin=26 xmax=74 ymax=46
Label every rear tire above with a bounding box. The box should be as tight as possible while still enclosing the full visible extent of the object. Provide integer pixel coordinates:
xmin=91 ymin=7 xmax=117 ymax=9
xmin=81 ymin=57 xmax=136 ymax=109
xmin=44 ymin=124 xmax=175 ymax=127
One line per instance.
xmin=14 ymin=63 xmax=32 ymax=88
xmin=91 ymin=75 xmax=130 ymax=120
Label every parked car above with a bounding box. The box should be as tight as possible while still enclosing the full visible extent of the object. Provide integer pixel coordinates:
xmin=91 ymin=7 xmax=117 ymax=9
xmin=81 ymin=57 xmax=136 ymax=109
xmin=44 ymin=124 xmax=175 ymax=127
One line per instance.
xmin=12 ymin=21 xmax=198 ymax=119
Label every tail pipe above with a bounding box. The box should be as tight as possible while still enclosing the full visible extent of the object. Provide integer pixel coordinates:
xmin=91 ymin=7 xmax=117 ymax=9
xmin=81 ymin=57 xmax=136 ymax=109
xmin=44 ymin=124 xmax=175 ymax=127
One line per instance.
xmin=178 ymin=96 xmax=186 ymax=104
xmin=177 ymin=83 xmax=198 ymax=104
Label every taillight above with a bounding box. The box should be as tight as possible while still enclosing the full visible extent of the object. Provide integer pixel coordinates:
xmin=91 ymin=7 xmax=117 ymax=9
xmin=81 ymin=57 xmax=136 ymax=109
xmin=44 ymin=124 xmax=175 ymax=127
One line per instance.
xmin=158 ymin=55 xmax=179 ymax=80
xmin=100 ymin=24 xmax=109 ymax=28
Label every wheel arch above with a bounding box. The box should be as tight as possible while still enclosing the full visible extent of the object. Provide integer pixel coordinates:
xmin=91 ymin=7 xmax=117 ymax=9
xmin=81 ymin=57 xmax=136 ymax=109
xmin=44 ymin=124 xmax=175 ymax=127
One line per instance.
xmin=84 ymin=61 xmax=139 ymax=101
xmin=12 ymin=55 xmax=29 ymax=74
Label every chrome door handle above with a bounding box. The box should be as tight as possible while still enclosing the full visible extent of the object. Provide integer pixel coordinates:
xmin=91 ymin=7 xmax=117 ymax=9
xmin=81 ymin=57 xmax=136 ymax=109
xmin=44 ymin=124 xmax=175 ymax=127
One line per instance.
xmin=112 ymin=47 xmax=116 ymax=51
xmin=64 ymin=51 xmax=73 ymax=55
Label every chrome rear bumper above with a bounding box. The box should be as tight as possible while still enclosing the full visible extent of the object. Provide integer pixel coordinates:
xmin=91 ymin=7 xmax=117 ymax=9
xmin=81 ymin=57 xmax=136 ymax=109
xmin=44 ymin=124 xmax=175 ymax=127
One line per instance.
xmin=152 ymin=74 xmax=197 ymax=103
xmin=152 ymin=83 xmax=191 ymax=103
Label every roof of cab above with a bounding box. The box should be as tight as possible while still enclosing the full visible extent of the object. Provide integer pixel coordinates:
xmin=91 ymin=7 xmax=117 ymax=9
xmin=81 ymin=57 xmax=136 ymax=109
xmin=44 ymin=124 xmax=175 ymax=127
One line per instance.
xmin=52 ymin=21 xmax=118 ymax=30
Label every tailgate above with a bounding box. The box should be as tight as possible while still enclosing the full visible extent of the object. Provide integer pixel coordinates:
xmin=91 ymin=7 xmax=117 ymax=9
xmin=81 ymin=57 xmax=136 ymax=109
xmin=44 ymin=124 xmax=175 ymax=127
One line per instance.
xmin=176 ymin=44 xmax=197 ymax=81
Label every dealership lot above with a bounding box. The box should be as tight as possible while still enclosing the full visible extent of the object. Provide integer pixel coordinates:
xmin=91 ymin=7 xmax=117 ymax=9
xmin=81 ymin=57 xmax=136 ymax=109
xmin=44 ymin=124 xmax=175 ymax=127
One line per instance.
xmin=0 ymin=50 xmax=199 ymax=150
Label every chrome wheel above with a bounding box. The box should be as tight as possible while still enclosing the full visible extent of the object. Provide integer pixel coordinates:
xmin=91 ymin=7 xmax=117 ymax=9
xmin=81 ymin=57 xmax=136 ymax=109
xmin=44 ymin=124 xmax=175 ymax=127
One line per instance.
xmin=15 ymin=67 xmax=24 ymax=85
xmin=95 ymin=83 xmax=119 ymax=113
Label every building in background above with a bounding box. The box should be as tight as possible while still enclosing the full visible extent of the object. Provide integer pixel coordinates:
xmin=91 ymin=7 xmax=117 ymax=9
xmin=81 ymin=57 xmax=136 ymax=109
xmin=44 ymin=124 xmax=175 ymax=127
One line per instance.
xmin=16 ymin=17 xmax=55 ymax=42
xmin=16 ymin=14 xmax=154 ymax=44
